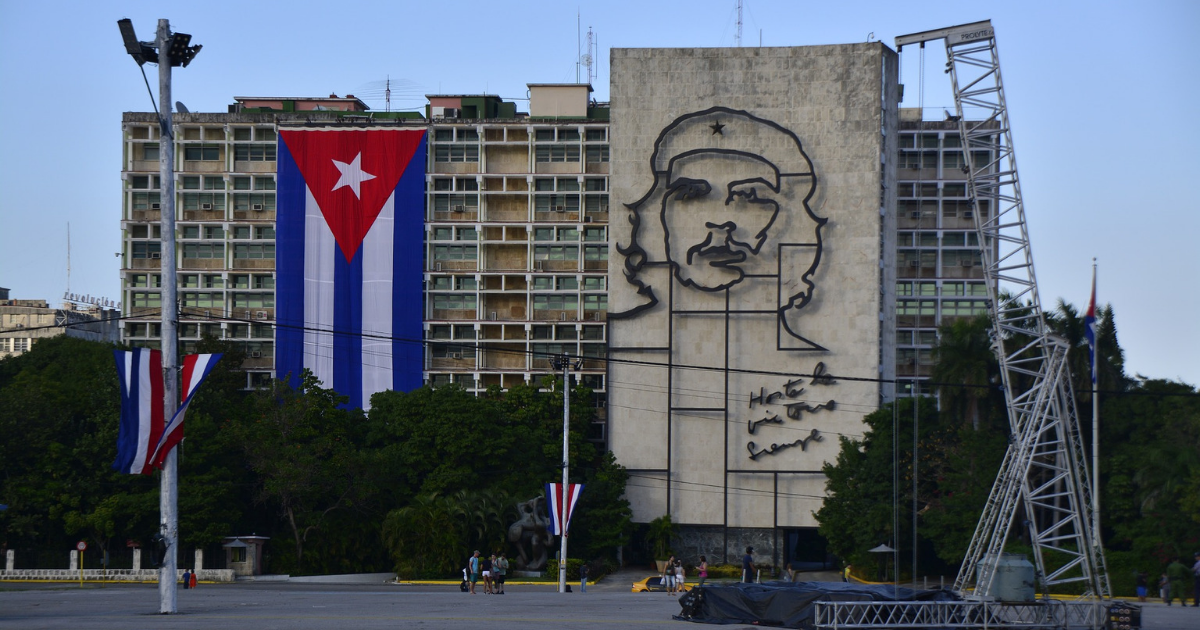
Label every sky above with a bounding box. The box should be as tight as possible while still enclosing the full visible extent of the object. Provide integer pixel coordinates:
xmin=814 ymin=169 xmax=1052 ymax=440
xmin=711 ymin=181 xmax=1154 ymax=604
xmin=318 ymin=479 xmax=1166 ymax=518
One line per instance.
xmin=0 ymin=0 xmax=1196 ymax=386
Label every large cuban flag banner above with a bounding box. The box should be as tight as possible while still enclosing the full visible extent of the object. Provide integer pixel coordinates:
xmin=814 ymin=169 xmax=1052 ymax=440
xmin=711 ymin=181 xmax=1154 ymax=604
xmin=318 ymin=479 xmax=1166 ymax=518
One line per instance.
xmin=276 ymin=129 xmax=427 ymax=409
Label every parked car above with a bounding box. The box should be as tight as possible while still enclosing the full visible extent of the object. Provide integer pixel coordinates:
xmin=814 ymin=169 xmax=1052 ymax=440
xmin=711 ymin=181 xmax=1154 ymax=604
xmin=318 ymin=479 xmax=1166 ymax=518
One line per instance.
xmin=631 ymin=576 xmax=696 ymax=593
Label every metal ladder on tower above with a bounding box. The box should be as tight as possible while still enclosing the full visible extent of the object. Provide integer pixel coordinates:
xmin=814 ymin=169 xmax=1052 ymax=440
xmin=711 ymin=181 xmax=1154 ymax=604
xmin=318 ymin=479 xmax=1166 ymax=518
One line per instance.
xmin=895 ymin=22 xmax=1110 ymax=600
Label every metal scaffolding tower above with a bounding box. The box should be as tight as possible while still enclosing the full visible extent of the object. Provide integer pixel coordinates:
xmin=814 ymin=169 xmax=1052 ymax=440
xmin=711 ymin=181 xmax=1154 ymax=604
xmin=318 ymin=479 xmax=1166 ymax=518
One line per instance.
xmin=895 ymin=22 xmax=1110 ymax=600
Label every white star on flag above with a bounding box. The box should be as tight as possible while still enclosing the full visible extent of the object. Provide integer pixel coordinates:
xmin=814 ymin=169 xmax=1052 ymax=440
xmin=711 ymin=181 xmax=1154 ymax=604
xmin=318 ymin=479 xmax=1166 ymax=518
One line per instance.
xmin=331 ymin=153 xmax=376 ymax=198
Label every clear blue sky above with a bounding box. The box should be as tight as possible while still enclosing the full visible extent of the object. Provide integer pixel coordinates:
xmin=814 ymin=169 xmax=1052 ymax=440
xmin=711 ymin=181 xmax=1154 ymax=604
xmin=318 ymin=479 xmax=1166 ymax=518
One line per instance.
xmin=1 ymin=0 xmax=1196 ymax=386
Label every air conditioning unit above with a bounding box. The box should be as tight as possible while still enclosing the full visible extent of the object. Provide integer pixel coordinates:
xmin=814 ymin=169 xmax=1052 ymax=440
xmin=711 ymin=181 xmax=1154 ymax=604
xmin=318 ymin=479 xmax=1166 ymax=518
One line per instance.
xmin=489 ymin=311 xmax=498 ymax=321
xmin=554 ymin=206 xmax=565 ymax=213
xmin=444 ymin=108 xmax=460 ymax=118
xmin=909 ymin=211 xmax=921 ymax=219
xmin=962 ymin=211 xmax=974 ymax=219
xmin=908 ymin=260 xmax=920 ymax=268
xmin=201 ymin=203 xmax=213 ymax=210
xmin=250 ymin=351 xmax=263 ymax=358
xmin=252 ymin=204 xmax=264 ymax=211
xmin=453 ymin=205 xmax=465 ymax=212
xmin=150 ymin=252 xmax=161 ymax=259
xmin=450 ymin=353 xmax=463 ymax=360
xmin=583 ymin=216 xmax=593 ymax=223
xmin=560 ymin=312 xmax=568 ymax=321
xmin=960 ymin=260 xmax=974 ymax=267
xmin=255 ymin=311 xmax=268 ymax=319
xmin=150 ymin=203 xmax=161 ymax=210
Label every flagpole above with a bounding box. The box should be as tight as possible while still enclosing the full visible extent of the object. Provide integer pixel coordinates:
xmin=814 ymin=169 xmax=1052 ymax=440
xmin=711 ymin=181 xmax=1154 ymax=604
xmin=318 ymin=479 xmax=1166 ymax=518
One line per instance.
xmin=156 ymin=18 xmax=180 ymax=615
xmin=1091 ymin=260 xmax=1100 ymax=547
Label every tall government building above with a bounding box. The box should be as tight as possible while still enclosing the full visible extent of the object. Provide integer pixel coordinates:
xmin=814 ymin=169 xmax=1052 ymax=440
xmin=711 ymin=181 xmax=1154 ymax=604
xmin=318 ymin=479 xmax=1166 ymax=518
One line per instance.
xmin=119 ymin=42 xmax=989 ymax=567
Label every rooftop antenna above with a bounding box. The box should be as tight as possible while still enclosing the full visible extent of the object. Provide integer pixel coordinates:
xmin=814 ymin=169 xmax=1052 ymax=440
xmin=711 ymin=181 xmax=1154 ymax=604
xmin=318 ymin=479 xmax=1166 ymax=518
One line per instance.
xmin=576 ymin=10 xmax=581 ymax=83
xmin=583 ymin=26 xmax=597 ymax=85
xmin=385 ymin=75 xmax=391 ymax=113
xmin=735 ymin=0 xmax=743 ymax=47
xmin=66 ymin=222 xmax=71 ymax=295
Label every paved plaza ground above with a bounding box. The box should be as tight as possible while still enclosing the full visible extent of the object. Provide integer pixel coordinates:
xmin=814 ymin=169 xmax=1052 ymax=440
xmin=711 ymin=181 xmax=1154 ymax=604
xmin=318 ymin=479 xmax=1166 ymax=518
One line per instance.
xmin=2 ymin=573 xmax=1198 ymax=630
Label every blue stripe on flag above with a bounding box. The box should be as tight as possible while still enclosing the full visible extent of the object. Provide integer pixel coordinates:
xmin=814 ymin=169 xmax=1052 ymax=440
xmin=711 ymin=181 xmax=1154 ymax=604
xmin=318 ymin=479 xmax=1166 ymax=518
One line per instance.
xmin=275 ymin=141 xmax=306 ymax=389
xmin=334 ymin=243 xmax=364 ymax=409
xmin=393 ymin=136 xmax=427 ymax=391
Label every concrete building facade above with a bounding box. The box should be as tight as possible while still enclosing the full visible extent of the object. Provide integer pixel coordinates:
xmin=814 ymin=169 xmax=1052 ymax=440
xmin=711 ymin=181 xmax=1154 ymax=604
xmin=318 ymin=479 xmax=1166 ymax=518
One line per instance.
xmin=606 ymin=44 xmax=900 ymax=565
xmin=1 ymin=298 xmax=119 ymax=359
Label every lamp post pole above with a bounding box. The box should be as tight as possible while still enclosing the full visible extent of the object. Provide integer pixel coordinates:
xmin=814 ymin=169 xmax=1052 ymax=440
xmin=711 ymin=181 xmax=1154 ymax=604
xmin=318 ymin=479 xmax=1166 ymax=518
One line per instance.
xmin=558 ymin=354 xmax=570 ymax=594
xmin=155 ymin=18 xmax=180 ymax=615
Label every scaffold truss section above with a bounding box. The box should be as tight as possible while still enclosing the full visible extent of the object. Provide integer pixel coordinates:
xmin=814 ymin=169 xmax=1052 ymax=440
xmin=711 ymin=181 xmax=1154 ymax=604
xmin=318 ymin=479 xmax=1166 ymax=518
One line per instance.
xmin=813 ymin=600 xmax=1105 ymax=630
xmin=895 ymin=21 xmax=1110 ymax=600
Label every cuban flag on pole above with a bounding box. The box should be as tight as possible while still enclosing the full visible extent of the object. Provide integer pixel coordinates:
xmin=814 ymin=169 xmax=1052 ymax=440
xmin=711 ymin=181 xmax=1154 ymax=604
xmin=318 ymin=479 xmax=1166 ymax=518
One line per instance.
xmin=275 ymin=129 xmax=427 ymax=409
xmin=112 ymin=348 xmax=163 ymax=475
xmin=545 ymin=483 xmax=585 ymax=536
xmin=1084 ymin=267 xmax=1098 ymax=384
xmin=150 ymin=353 xmax=222 ymax=469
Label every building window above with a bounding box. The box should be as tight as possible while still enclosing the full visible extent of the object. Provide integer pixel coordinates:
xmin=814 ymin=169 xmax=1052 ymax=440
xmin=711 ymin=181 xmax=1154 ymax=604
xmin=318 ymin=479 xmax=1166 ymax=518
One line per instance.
xmin=255 ymin=226 xmax=275 ymax=240
xmin=232 ymin=193 xmax=275 ymax=211
xmin=254 ymin=177 xmax=275 ymax=191
xmin=181 ymin=292 xmax=223 ymax=308
xmin=432 ymin=194 xmax=479 ymax=213
xmin=182 ymin=243 xmax=224 ymax=259
xmin=254 ymin=275 xmax=274 ymax=289
xmin=455 ymin=277 xmax=477 ymax=290
xmin=556 ymin=277 xmax=578 ymax=290
xmin=131 ymin=192 xmax=162 ymax=210
xmin=204 ymin=226 xmax=224 ymax=240
xmin=233 ymin=243 xmax=275 ymax=259
xmin=585 ymin=129 xmax=607 ymax=142
xmin=131 ymin=242 xmax=161 ymax=259
xmin=584 ymin=245 xmax=608 ymax=261
xmin=142 ymin=144 xmax=160 ymax=161
xmin=535 ymin=145 xmax=581 ymax=163
xmin=234 ymin=144 xmax=277 ymax=162
xmin=232 ymin=293 xmax=274 ymax=308
xmin=183 ymin=145 xmax=220 ymax=161
xmin=583 ymin=294 xmax=607 ymax=311
xmin=582 ymin=276 xmax=605 ymax=291
xmin=182 ymin=193 xmax=225 ymax=210
xmin=432 ymin=294 xmax=477 ymax=310
xmin=432 ymin=245 xmax=477 ymax=261
xmin=131 ymin=291 xmax=161 ymax=307
xmin=533 ymin=245 xmax=578 ymax=261
xmin=585 ymin=146 xmax=609 ymax=163
xmin=533 ymin=295 xmax=577 ymax=311
xmin=434 ymin=145 xmax=479 ymax=163
xmin=532 ymin=277 xmax=553 ymax=290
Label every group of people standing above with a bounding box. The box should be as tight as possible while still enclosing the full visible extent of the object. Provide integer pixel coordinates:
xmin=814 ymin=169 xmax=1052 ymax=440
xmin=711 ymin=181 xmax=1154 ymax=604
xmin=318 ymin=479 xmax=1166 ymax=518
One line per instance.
xmin=660 ymin=554 xmax=715 ymax=594
xmin=1145 ymin=552 xmax=1200 ymax=606
xmin=466 ymin=550 xmax=508 ymax=594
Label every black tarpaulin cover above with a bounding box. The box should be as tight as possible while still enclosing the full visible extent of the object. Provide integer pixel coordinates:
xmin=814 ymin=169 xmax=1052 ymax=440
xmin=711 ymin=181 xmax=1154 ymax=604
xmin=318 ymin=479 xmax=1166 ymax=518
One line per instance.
xmin=674 ymin=581 xmax=959 ymax=628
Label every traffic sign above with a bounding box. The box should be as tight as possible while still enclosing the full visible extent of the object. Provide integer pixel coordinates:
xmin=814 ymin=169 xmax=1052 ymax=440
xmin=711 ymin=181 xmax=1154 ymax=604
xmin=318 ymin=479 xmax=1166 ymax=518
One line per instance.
xmin=76 ymin=541 xmax=87 ymax=551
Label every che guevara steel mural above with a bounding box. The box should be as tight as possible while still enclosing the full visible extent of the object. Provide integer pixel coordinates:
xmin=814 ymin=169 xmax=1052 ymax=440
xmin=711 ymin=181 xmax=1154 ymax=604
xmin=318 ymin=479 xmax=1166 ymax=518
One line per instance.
xmin=611 ymin=107 xmax=838 ymax=460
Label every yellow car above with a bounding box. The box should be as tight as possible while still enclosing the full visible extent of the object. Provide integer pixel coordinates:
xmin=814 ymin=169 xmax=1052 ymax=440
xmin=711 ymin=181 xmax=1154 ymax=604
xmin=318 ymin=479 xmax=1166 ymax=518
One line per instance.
xmin=631 ymin=576 xmax=696 ymax=593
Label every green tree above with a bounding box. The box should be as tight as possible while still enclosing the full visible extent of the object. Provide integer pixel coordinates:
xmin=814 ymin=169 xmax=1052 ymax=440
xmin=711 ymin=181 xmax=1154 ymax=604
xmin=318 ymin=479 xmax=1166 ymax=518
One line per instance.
xmin=229 ymin=370 xmax=368 ymax=574
xmin=931 ymin=315 xmax=996 ymax=431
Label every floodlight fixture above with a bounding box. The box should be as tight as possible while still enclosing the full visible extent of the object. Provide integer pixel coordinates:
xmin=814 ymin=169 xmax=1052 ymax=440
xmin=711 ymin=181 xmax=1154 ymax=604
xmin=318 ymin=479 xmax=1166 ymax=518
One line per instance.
xmin=117 ymin=18 xmax=157 ymax=66
xmin=166 ymin=32 xmax=202 ymax=67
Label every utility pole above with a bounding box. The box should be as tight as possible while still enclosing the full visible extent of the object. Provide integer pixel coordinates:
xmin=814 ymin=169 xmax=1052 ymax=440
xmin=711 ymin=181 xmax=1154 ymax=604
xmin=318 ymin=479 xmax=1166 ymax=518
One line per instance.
xmin=118 ymin=18 xmax=200 ymax=614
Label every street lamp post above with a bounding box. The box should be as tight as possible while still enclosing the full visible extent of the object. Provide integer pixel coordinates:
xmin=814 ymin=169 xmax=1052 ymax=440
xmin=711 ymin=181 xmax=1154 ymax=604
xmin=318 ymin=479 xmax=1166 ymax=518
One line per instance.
xmin=117 ymin=18 xmax=200 ymax=615
xmin=551 ymin=353 xmax=581 ymax=594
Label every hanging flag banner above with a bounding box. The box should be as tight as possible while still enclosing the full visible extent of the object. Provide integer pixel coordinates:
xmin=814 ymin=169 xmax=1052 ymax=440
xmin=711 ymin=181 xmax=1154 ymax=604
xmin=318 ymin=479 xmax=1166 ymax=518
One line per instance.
xmin=1084 ymin=268 xmax=1097 ymax=384
xmin=112 ymin=348 xmax=163 ymax=475
xmin=150 ymin=353 xmax=222 ymax=468
xmin=275 ymin=128 xmax=427 ymax=409
xmin=545 ymin=482 xmax=585 ymax=536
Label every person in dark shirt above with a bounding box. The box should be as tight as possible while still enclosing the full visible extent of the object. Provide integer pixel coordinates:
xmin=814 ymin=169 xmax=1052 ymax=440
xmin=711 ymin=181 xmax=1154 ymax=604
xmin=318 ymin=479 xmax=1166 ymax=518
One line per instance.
xmin=742 ymin=546 xmax=756 ymax=583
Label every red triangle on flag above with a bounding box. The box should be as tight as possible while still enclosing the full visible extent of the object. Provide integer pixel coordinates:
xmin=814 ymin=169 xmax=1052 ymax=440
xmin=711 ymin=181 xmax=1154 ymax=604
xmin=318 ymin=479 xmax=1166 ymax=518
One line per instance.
xmin=280 ymin=129 xmax=424 ymax=262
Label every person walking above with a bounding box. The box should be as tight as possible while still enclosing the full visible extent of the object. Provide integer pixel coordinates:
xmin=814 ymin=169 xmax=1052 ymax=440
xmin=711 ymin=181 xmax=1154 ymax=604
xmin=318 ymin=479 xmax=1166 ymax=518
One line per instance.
xmin=495 ymin=552 xmax=508 ymax=594
xmin=482 ymin=554 xmax=494 ymax=594
xmin=580 ymin=563 xmax=589 ymax=593
xmin=468 ymin=551 xmax=481 ymax=595
xmin=181 ymin=568 xmax=191 ymax=590
xmin=1159 ymin=572 xmax=1170 ymax=603
xmin=1166 ymin=557 xmax=1189 ymax=606
xmin=843 ymin=564 xmax=853 ymax=583
xmin=673 ymin=559 xmax=685 ymax=594
xmin=697 ymin=556 xmax=709 ymax=588
xmin=742 ymin=547 xmax=756 ymax=583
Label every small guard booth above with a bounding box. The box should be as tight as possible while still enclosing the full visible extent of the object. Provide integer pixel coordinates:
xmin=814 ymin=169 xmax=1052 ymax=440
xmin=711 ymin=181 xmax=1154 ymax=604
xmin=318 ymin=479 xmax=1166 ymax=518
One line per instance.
xmin=222 ymin=536 xmax=269 ymax=576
